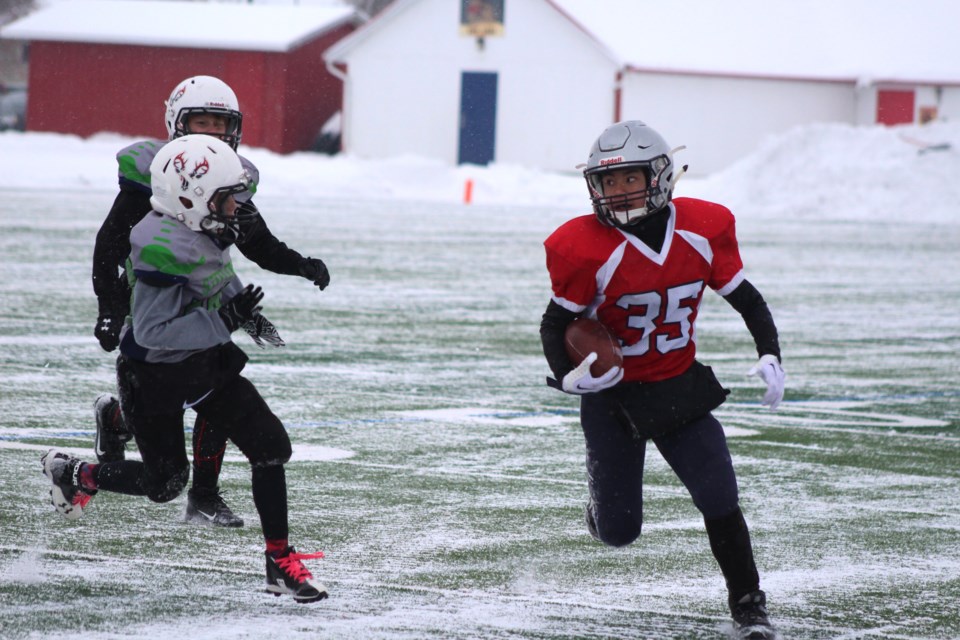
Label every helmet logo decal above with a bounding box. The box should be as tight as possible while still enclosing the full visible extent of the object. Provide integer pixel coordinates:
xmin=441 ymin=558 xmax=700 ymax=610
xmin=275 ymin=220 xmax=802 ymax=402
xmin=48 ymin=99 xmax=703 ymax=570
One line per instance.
xmin=171 ymin=151 xmax=210 ymax=191
xmin=173 ymin=152 xmax=188 ymax=190
xmin=170 ymin=86 xmax=186 ymax=104
xmin=190 ymin=158 xmax=210 ymax=179
xmin=599 ymin=156 xmax=624 ymax=166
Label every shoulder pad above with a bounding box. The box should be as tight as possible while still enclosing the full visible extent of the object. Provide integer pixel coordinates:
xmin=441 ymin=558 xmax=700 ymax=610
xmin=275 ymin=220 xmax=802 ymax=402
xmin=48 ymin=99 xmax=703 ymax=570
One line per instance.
xmin=672 ymin=198 xmax=735 ymax=236
xmin=238 ymin=154 xmax=259 ymax=199
xmin=117 ymin=140 xmax=164 ymax=190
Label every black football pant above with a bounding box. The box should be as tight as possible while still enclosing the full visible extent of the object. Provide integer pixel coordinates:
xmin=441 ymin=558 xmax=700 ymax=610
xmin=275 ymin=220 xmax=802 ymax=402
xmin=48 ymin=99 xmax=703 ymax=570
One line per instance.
xmin=579 ymin=394 xmax=760 ymax=598
xmin=95 ymin=375 xmax=293 ymax=540
xmin=112 ymin=402 xmax=227 ymax=494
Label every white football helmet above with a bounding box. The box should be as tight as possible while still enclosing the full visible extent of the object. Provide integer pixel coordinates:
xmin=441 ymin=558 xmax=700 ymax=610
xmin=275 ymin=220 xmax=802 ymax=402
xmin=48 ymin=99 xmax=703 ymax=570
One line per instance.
xmin=149 ymin=134 xmax=252 ymax=242
xmin=164 ymin=76 xmax=243 ymax=150
xmin=583 ymin=121 xmax=686 ymax=228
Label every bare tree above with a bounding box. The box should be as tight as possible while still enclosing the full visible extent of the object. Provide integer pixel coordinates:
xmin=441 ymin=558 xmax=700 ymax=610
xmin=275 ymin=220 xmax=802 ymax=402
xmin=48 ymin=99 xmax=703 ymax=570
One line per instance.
xmin=0 ymin=0 xmax=35 ymax=24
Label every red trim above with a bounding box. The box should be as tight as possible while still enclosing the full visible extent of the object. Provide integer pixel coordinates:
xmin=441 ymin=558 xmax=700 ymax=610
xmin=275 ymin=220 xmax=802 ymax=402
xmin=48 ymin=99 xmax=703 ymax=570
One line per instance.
xmin=613 ymin=70 xmax=622 ymax=122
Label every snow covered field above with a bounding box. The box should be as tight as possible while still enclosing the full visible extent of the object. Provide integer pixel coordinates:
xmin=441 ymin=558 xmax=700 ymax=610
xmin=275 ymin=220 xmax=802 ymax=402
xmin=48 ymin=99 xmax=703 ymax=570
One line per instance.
xmin=0 ymin=122 xmax=958 ymax=639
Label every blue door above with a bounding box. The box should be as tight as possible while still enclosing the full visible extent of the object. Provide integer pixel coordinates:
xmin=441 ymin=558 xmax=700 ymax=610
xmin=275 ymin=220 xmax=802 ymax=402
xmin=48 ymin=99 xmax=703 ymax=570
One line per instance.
xmin=458 ymin=72 xmax=498 ymax=165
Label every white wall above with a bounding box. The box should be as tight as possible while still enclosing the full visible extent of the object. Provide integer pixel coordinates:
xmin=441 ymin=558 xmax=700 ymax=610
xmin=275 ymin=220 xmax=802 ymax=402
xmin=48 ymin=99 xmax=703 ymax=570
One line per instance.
xmin=339 ymin=0 xmax=463 ymax=164
xmin=864 ymin=83 xmax=928 ymax=126
xmin=336 ymin=0 xmax=618 ymax=172
xmin=336 ymin=0 xmax=954 ymax=175
xmin=854 ymin=82 xmax=876 ymax=127
xmin=912 ymin=85 xmax=960 ymax=124
xmin=854 ymin=84 xmax=960 ymax=127
xmin=939 ymin=88 xmax=960 ymax=124
xmin=492 ymin=0 xmax=616 ymax=172
xmin=621 ymin=72 xmax=855 ymax=175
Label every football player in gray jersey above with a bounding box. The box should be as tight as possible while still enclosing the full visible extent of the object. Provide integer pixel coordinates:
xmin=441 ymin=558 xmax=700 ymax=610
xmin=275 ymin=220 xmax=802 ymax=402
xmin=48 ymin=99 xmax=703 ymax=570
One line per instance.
xmin=90 ymin=75 xmax=331 ymax=527
xmin=45 ymin=135 xmax=328 ymax=603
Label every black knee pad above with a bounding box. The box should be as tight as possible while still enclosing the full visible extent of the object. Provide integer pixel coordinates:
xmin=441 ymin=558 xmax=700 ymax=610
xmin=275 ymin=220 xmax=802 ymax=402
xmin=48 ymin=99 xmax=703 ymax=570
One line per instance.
xmin=240 ymin=406 xmax=292 ymax=467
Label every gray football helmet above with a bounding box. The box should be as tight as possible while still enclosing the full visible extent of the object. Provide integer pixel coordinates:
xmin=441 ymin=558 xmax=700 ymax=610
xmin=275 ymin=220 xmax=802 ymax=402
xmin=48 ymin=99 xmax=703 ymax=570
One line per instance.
xmin=583 ymin=121 xmax=684 ymax=228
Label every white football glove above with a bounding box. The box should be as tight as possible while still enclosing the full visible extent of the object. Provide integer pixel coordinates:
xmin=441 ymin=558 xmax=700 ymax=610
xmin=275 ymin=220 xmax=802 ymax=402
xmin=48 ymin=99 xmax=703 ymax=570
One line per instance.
xmin=747 ymin=354 xmax=785 ymax=410
xmin=562 ymin=352 xmax=624 ymax=395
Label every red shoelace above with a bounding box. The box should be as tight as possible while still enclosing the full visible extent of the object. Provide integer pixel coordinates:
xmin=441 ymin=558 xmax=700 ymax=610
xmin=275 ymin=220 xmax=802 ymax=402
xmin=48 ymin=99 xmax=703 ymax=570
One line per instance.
xmin=73 ymin=493 xmax=94 ymax=509
xmin=276 ymin=550 xmax=325 ymax=581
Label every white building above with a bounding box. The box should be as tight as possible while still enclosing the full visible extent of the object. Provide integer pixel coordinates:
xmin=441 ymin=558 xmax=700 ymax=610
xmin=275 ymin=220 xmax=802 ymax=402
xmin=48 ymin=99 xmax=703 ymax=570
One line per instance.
xmin=325 ymin=0 xmax=960 ymax=174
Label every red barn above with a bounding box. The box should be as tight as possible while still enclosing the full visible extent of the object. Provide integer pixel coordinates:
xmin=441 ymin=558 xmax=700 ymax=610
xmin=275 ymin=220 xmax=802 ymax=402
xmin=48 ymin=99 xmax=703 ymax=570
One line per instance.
xmin=0 ymin=0 xmax=360 ymax=153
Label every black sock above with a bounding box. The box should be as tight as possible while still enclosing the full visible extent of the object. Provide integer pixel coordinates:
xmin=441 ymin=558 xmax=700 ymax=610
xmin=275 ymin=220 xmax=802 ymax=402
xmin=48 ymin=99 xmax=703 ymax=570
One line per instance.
xmin=252 ymin=464 xmax=288 ymax=541
xmin=704 ymin=507 xmax=760 ymax=608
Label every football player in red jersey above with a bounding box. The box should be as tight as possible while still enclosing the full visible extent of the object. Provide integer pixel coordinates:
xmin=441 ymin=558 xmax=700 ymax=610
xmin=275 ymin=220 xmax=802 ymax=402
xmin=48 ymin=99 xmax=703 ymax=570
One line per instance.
xmin=540 ymin=121 xmax=785 ymax=639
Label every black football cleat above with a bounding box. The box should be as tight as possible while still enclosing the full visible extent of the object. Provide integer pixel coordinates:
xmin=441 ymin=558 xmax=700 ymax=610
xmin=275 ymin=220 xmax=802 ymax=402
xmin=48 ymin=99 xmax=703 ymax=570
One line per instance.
xmin=731 ymin=590 xmax=777 ymax=639
xmin=265 ymin=546 xmax=328 ymax=603
xmin=93 ymin=393 xmax=131 ymax=463
xmin=185 ymin=487 xmax=244 ymax=528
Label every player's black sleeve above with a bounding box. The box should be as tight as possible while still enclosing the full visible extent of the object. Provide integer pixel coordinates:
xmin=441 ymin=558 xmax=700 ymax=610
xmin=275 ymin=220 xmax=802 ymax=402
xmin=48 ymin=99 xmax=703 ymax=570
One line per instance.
xmin=723 ymin=279 xmax=781 ymax=361
xmin=235 ymin=202 xmax=306 ymax=276
xmin=93 ymin=187 xmax=152 ymax=313
xmin=540 ymin=299 xmax=578 ymax=379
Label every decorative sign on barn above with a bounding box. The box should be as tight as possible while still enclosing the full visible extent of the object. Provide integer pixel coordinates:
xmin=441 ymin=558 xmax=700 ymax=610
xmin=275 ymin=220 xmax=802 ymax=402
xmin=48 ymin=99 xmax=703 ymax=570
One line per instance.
xmin=460 ymin=0 xmax=504 ymax=38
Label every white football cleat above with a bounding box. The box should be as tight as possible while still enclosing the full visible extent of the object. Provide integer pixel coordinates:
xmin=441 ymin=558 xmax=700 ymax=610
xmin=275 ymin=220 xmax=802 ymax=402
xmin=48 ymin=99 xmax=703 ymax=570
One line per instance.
xmin=41 ymin=449 xmax=95 ymax=520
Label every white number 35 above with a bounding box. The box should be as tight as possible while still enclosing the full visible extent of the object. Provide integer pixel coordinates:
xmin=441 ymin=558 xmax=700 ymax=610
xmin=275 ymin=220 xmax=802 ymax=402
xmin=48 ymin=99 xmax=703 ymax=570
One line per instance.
xmin=615 ymin=281 xmax=704 ymax=357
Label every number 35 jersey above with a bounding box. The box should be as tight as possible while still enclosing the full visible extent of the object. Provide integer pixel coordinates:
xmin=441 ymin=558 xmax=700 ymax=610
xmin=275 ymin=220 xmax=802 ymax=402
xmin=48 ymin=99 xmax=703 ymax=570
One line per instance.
xmin=544 ymin=197 xmax=745 ymax=383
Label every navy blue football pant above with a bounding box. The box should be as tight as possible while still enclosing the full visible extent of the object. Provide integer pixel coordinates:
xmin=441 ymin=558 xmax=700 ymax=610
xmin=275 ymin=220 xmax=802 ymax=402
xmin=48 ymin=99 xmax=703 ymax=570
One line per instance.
xmin=581 ymin=393 xmax=740 ymax=544
xmin=579 ymin=393 xmax=760 ymax=600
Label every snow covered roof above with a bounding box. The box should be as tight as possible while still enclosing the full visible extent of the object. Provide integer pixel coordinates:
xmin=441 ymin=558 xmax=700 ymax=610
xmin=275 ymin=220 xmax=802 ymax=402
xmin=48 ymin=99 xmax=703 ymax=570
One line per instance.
xmin=552 ymin=0 xmax=960 ymax=85
xmin=0 ymin=0 xmax=358 ymax=53
xmin=326 ymin=0 xmax=959 ymax=86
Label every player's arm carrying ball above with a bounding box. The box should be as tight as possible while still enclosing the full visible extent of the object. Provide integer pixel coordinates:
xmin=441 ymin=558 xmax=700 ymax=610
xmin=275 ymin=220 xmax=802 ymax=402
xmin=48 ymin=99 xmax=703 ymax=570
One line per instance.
xmin=560 ymin=318 xmax=624 ymax=394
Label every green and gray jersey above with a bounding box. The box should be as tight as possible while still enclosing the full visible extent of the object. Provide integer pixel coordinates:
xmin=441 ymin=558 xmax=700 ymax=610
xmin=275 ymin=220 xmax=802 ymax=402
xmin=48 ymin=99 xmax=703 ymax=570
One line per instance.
xmin=119 ymin=211 xmax=244 ymax=364
xmin=116 ymin=139 xmax=259 ymax=200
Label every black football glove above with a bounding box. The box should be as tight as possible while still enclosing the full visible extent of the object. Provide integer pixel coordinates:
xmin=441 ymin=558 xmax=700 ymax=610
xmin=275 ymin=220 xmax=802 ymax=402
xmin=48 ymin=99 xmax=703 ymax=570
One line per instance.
xmin=241 ymin=312 xmax=286 ymax=348
xmin=218 ymin=284 xmax=264 ymax=333
xmin=298 ymin=257 xmax=330 ymax=290
xmin=94 ymin=311 xmax=124 ymax=352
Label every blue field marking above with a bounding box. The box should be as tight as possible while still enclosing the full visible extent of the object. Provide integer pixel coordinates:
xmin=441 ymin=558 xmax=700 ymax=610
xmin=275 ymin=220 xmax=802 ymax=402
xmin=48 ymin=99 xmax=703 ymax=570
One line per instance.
xmin=1 ymin=398 xmax=950 ymax=449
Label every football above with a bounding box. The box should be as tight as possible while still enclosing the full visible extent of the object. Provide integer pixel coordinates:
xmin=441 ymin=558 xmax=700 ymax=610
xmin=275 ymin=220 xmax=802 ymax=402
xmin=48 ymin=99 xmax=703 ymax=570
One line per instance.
xmin=564 ymin=318 xmax=623 ymax=376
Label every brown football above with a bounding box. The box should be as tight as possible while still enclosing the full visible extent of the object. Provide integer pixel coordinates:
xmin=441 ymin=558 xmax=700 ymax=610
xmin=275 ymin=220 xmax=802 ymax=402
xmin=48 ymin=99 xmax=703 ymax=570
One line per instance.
xmin=564 ymin=318 xmax=623 ymax=376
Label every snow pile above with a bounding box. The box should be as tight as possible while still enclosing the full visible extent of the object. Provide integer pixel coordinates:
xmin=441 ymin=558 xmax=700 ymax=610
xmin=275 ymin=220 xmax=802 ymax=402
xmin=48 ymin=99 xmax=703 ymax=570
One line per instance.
xmin=682 ymin=121 xmax=960 ymax=223
xmin=1 ymin=120 xmax=959 ymax=223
